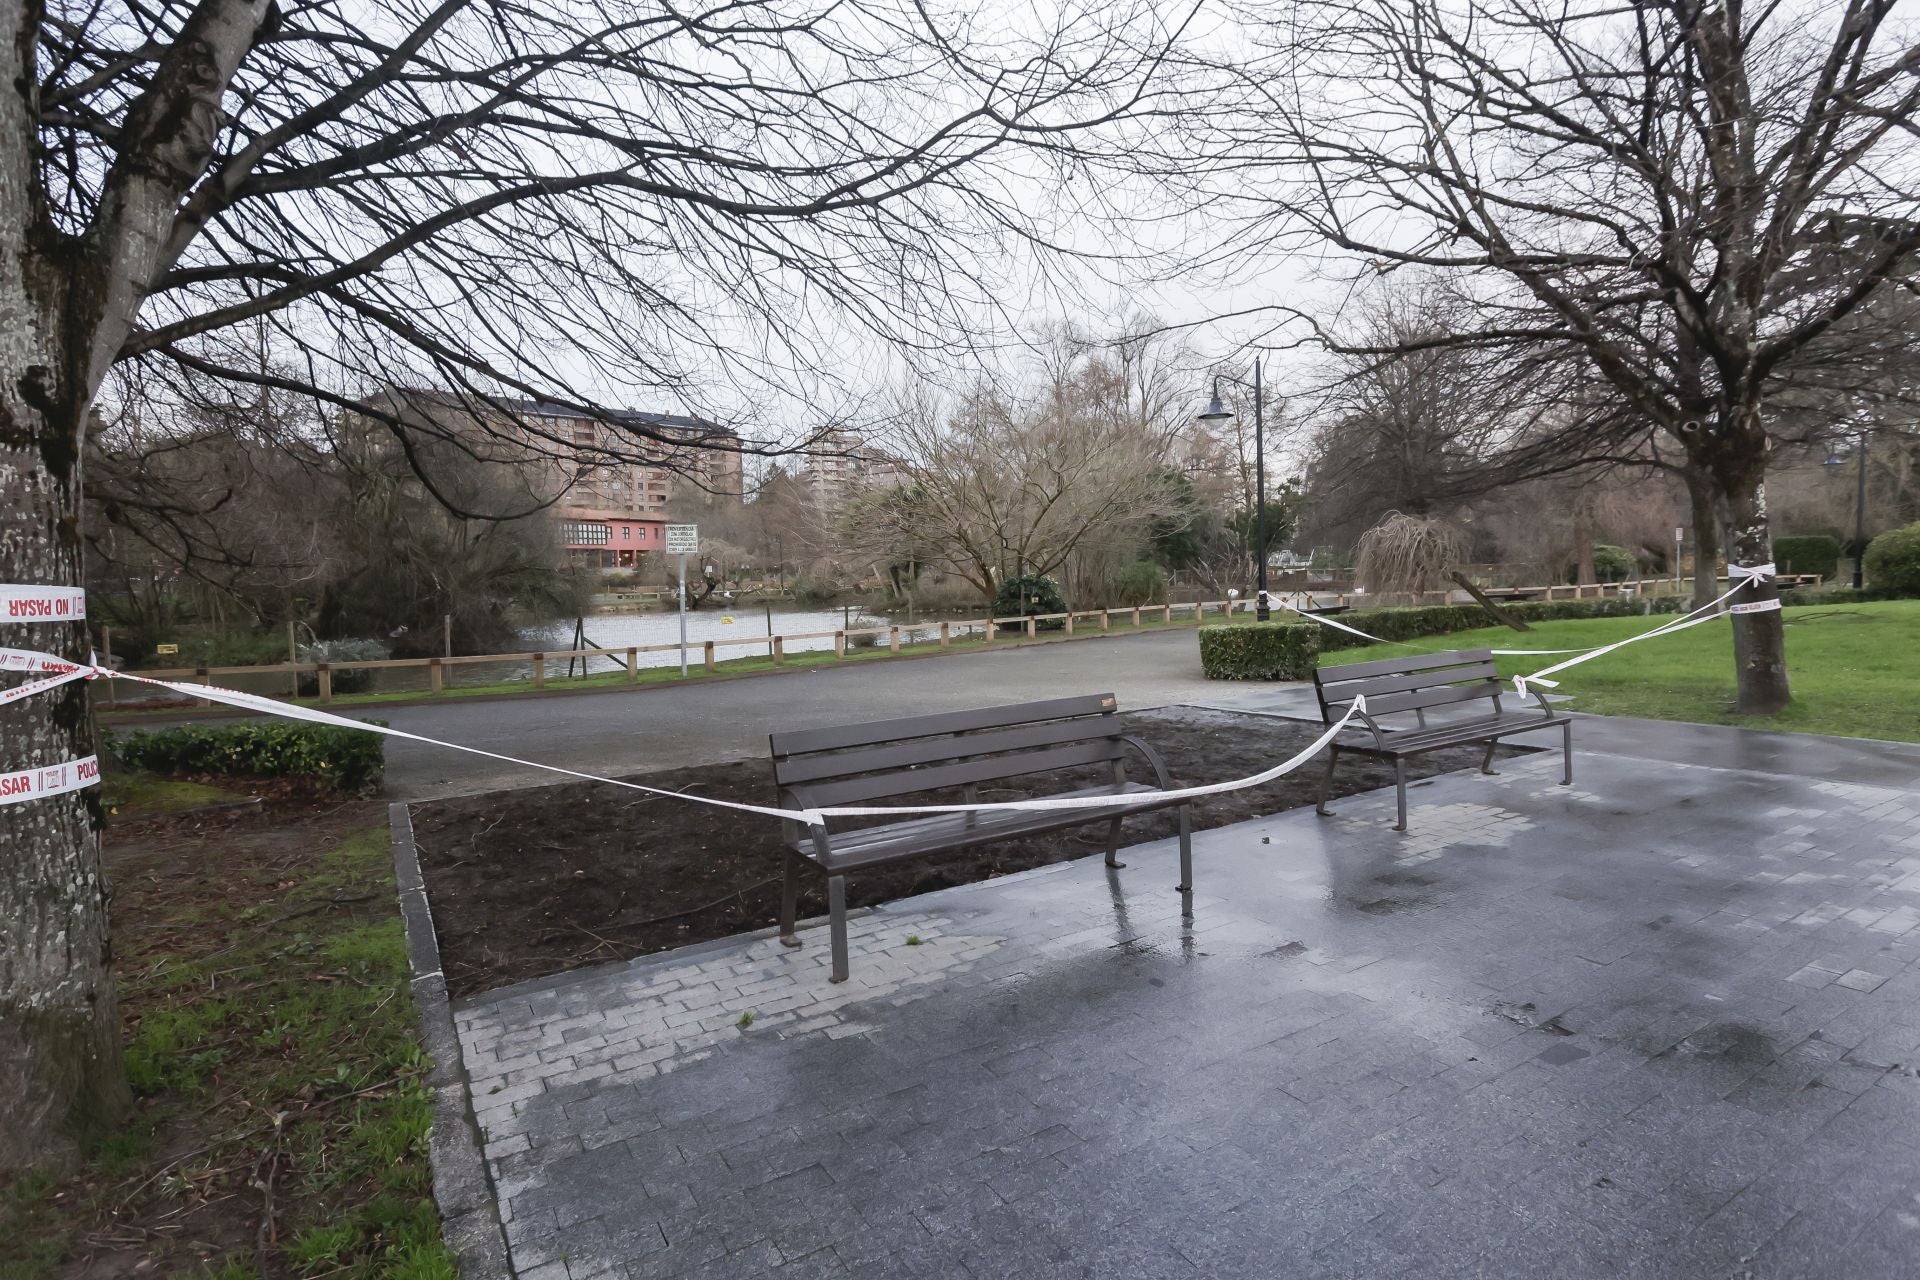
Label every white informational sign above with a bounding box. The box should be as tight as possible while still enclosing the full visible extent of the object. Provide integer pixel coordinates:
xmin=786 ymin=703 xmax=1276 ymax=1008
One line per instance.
xmin=665 ymin=524 xmax=699 ymax=555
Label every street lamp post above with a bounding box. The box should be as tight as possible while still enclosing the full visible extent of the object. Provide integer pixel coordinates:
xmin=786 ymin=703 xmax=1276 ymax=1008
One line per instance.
xmin=1824 ymin=432 xmax=1869 ymax=589
xmin=1198 ymin=358 xmax=1270 ymax=621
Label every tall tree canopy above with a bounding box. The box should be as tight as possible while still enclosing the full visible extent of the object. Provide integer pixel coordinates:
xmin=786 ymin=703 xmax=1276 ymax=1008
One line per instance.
xmin=0 ymin=0 xmax=1184 ymax=1170
xmin=1159 ymin=0 xmax=1920 ymax=713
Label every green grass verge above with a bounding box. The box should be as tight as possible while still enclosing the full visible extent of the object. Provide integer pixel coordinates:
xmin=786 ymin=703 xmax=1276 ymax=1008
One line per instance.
xmin=99 ymin=772 xmax=249 ymax=819
xmin=0 ymin=821 xmax=455 ymax=1280
xmin=1318 ymin=599 xmax=1920 ymax=743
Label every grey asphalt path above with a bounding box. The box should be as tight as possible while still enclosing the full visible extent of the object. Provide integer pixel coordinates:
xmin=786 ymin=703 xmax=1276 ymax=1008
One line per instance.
xmin=356 ymin=631 xmax=1233 ymax=801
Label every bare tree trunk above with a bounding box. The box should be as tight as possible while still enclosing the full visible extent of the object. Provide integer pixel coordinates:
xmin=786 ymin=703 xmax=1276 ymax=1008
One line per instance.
xmin=1572 ymin=495 xmax=1596 ymax=590
xmin=1716 ymin=445 xmax=1790 ymax=716
xmin=0 ymin=312 xmax=131 ymax=1170
xmin=1683 ymin=463 xmax=1722 ymax=610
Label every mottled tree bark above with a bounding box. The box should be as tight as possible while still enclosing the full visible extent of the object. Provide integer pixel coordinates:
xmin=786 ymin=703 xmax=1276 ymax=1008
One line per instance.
xmin=2 ymin=0 xmax=268 ymax=1172
xmin=0 ymin=50 xmax=129 ymax=1161
xmin=1682 ymin=463 xmax=1723 ymax=612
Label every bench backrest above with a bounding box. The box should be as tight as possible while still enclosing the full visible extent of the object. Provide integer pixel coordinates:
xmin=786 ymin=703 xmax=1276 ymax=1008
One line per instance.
xmin=1312 ymin=648 xmax=1502 ymax=726
xmin=769 ymin=693 xmax=1127 ymax=809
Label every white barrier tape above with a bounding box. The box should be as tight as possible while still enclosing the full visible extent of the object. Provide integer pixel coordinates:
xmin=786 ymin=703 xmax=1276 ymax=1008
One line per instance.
xmin=0 ymin=647 xmax=90 ymax=674
xmin=0 ymin=585 xmax=85 ymax=623
xmin=1 ymin=649 xmax=1374 ymax=826
xmin=1729 ymin=562 xmax=1776 ymax=577
xmin=1512 ymin=569 xmax=1766 ymax=697
xmin=1729 ymin=599 xmax=1782 ymax=615
xmin=0 ymin=754 xmax=101 ymax=806
xmin=0 ymin=665 xmax=92 ymax=706
xmin=812 ymin=700 xmax=1367 ymax=818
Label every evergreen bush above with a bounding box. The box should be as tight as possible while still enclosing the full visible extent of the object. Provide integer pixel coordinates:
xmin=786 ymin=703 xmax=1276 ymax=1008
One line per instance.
xmin=992 ymin=574 xmax=1069 ymax=631
xmin=1198 ymin=624 xmax=1322 ymax=680
xmin=1863 ymin=522 xmax=1920 ymax=596
xmin=1103 ymin=560 xmax=1167 ymax=607
xmin=108 ymin=721 xmax=386 ymax=794
xmin=1198 ymin=595 xmax=1693 ymax=680
xmin=1773 ymin=535 xmax=1842 ymax=578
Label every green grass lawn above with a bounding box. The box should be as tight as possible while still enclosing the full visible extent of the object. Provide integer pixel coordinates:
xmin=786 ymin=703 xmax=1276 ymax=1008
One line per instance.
xmin=1318 ymin=599 xmax=1920 ymax=743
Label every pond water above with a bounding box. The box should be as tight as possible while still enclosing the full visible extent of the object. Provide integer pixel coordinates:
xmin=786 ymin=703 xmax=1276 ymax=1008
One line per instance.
xmin=107 ymin=605 xmax=982 ymax=705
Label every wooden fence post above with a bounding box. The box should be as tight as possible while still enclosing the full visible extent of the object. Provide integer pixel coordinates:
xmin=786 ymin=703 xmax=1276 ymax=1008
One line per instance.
xmin=532 ymin=653 xmax=545 ymax=688
xmin=835 ymin=631 xmax=846 ymax=658
xmin=1065 ymin=613 xmax=1075 ymax=635
xmin=889 ymin=626 xmax=901 ymax=653
xmin=773 ymin=636 xmax=785 ymax=665
xmin=703 ymin=640 xmax=716 ymax=673
xmin=317 ymin=664 xmax=333 ymax=704
xmin=1100 ymin=610 xmax=1110 ymax=632
xmin=1025 ymin=616 xmax=1037 ymax=639
xmin=1132 ymin=607 xmax=1142 ymax=627
xmin=429 ymin=657 xmax=443 ymax=694
xmin=196 ymin=667 xmax=212 ymax=707
xmin=939 ymin=621 xmax=951 ymax=648
xmin=626 ymin=647 xmax=638 ymax=682
xmin=1163 ymin=604 xmax=1173 ymax=624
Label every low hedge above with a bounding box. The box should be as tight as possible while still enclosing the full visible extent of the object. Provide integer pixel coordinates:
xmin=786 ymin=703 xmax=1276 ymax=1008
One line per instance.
xmin=1198 ymin=622 xmax=1323 ymax=680
xmin=1199 ymin=595 xmax=1690 ymax=681
xmin=1773 ymin=534 xmax=1841 ymax=578
xmin=107 ymin=720 xmax=386 ymax=794
xmin=1864 ymin=522 xmax=1920 ymax=596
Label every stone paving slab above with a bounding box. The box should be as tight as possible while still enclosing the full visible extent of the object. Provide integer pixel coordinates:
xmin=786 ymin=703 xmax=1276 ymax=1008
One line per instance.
xmin=450 ymin=744 xmax=1920 ymax=1279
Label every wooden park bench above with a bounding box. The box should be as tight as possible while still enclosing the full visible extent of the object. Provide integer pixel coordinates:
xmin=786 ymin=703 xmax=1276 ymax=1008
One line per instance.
xmin=769 ymin=694 xmax=1194 ymax=982
xmin=1311 ymin=648 xmax=1573 ymax=833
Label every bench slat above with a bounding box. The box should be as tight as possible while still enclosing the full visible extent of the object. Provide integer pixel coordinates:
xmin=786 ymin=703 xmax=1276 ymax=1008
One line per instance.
xmin=772 ymin=715 xmax=1120 ymax=786
xmin=796 ymin=784 xmax=1168 ymax=869
xmin=1341 ymin=680 xmax=1501 ymax=719
xmin=1316 ymin=648 xmax=1494 ymax=683
xmin=1317 ymin=661 xmax=1499 ymax=703
xmin=769 ymin=693 xmax=1117 ymax=757
xmin=789 ymin=738 xmax=1128 ymax=809
xmin=1336 ymin=710 xmax=1569 ymax=757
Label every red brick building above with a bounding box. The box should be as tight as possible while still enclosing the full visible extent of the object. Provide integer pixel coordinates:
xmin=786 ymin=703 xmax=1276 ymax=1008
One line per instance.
xmin=559 ymin=512 xmax=668 ymax=569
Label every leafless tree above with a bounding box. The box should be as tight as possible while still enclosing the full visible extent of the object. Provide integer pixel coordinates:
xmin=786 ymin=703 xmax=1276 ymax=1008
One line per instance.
xmin=0 ymin=0 xmax=1188 ymax=1171
xmin=1157 ymin=0 xmax=1920 ymax=713
xmin=845 ymin=349 xmax=1188 ymax=601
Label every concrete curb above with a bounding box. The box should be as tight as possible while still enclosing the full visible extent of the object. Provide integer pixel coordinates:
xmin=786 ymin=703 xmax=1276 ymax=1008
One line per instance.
xmin=390 ymin=801 xmax=515 ymax=1280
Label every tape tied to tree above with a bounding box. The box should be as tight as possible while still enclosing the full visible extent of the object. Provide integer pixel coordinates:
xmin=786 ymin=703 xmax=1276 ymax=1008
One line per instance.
xmin=0 ymin=755 xmax=101 ymax=806
xmin=0 ymin=585 xmax=86 ymax=623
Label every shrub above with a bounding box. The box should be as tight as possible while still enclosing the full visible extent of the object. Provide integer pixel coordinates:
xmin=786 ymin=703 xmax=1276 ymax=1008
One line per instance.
xmin=1773 ymin=535 xmax=1842 ymax=578
xmin=1863 ymin=522 xmax=1920 ymax=596
xmin=1197 ymin=594 xmax=1693 ymax=680
xmin=992 ymin=574 xmax=1069 ymax=631
xmin=297 ymin=638 xmax=388 ymax=697
xmin=107 ymin=721 xmax=386 ymax=794
xmin=1199 ymin=623 xmax=1322 ymax=680
xmin=1103 ymin=560 xmax=1167 ymax=608
xmin=1593 ymin=545 xmax=1635 ymax=583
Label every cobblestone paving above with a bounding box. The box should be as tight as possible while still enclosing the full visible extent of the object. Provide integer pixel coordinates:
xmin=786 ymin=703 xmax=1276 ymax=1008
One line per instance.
xmin=452 ymin=742 xmax=1920 ymax=1279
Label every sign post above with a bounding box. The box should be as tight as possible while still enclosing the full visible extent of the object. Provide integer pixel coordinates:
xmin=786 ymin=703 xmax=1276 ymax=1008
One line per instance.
xmin=666 ymin=524 xmax=699 ymax=677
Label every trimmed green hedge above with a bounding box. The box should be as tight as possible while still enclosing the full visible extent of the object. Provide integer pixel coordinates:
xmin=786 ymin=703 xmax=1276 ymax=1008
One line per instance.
xmin=1864 ymin=522 xmax=1920 ymax=596
xmin=1198 ymin=622 xmax=1323 ymax=679
xmin=1773 ymin=535 xmax=1841 ymax=578
xmin=107 ymin=721 xmax=386 ymax=794
xmin=1199 ymin=595 xmax=1691 ymax=680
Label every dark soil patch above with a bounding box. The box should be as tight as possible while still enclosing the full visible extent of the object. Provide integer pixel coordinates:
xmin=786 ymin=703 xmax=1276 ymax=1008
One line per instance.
xmin=413 ymin=707 xmax=1523 ymax=998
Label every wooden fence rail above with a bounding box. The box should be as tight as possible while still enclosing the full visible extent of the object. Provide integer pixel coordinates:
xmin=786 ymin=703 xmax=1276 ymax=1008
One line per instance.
xmin=109 ymin=573 xmax=1820 ymax=707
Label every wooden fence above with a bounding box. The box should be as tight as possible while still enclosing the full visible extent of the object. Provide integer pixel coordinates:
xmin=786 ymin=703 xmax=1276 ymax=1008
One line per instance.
xmin=109 ymin=572 xmax=1822 ymax=707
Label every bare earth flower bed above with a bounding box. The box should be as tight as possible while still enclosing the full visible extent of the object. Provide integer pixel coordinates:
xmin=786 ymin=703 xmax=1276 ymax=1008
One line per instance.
xmin=410 ymin=706 xmax=1521 ymax=998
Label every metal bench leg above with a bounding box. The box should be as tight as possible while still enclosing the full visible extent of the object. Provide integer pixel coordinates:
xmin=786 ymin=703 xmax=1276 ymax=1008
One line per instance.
xmin=1561 ymin=722 xmax=1574 ymax=786
xmin=1480 ymin=740 xmax=1499 ymax=776
xmin=1394 ymin=758 xmax=1409 ymax=832
xmin=1175 ymin=802 xmax=1193 ymax=893
xmin=778 ymin=849 xmax=802 ymax=949
xmin=1315 ymin=747 xmax=1340 ymax=817
xmin=1104 ymin=816 xmax=1125 ymax=869
xmin=827 ymin=875 xmax=850 ymax=983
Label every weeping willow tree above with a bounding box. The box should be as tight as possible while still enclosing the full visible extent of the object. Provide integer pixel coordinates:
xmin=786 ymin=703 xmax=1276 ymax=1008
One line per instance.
xmin=1355 ymin=512 xmax=1469 ymax=606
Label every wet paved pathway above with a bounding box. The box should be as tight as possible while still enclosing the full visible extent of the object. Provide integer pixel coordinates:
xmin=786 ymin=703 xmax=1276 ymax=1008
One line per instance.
xmin=440 ymin=721 xmax=1920 ymax=1278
